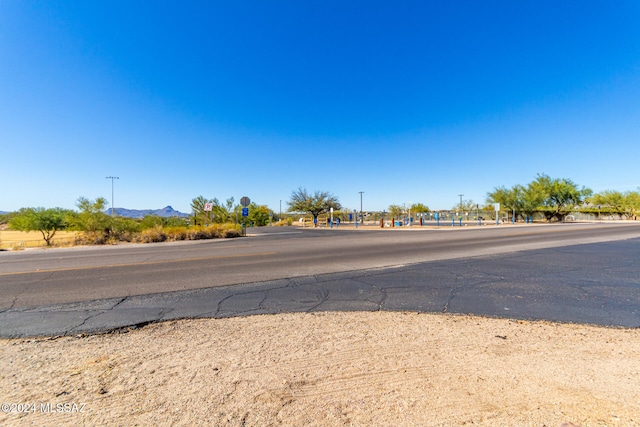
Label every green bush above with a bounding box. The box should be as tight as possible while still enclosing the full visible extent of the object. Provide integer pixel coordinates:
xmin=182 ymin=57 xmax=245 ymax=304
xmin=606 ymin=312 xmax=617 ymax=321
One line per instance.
xmin=109 ymin=217 xmax=142 ymax=242
xmin=140 ymin=215 xmax=163 ymax=229
xmin=69 ymin=197 xmax=110 ymax=233
xmin=163 ymin=217 xmax=190 ymax=227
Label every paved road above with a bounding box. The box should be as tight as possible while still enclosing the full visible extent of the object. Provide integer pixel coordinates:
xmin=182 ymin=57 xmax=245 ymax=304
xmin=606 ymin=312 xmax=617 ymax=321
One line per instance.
xmin=1 ymin=223 xmax=639 ymax=337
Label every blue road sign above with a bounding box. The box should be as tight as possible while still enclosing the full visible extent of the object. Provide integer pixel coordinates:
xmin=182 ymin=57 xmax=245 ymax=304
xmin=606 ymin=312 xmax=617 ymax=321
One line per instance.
xmin=242 ymin=207 xmax=249 ymax=217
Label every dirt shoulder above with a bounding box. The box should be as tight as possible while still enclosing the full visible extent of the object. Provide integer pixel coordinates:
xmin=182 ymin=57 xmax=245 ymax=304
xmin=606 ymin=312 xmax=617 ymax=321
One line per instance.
xmin=1 ymin=311 xmax=638 ymax=426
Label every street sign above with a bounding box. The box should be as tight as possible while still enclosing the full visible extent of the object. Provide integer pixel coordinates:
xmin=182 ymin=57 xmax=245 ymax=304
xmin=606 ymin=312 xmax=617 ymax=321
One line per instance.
xmin=204 ymin=203 xmax=213 ymax=212
xmin=240 ymin=196 xmax=251 ymax=207
xmin=242 ymin=207 xmax=249 ymax=217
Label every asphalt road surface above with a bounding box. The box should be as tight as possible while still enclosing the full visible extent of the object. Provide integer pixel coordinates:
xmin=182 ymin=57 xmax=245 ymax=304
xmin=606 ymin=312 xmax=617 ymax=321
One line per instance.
xmin=1 ymin=222 xmax=639 ymax=337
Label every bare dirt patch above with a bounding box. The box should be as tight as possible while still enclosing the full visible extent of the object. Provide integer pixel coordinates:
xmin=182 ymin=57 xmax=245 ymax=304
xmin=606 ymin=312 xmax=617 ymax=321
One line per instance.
xmin=1 ymin=312 xmax=638 ymax=426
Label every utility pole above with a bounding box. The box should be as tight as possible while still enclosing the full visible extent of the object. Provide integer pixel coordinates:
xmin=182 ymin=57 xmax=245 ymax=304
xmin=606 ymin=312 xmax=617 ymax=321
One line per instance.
xmin=358 ymin=191 xmax=364 ymax=226
xmin=458 ymin=194 xmax=464 ymax=216
xmin=106 ymin=176 xmax=119 ymax=216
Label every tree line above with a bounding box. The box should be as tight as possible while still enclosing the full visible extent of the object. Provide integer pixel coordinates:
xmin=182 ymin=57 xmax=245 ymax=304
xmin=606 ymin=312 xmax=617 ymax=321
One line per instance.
xmin=4 ymin=197 xmax=239 ymax=247
xmin=3 ymin=175 xmax=638 ymax=246
xmin=286 ymin=177 xmax=640 ymax=224
xmin=486 ymin=174 xmax=639 ymax=222
xmin=2 ymin=194 xmax=280 ymax=247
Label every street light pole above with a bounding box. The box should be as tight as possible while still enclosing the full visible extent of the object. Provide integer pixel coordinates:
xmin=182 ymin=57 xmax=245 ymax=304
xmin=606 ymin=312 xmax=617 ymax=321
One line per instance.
xmin=106 ymin=176 xmax=119 ymax=217
xmin=358 ymin=191 xmax=364 ymax=226
xmin=458 ymin=194 xmax=464 ymax=215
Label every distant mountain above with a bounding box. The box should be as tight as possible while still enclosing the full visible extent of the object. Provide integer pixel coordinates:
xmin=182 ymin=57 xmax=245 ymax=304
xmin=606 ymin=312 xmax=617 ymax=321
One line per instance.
xmin=107 ymin=206 xmax=190 ymax=219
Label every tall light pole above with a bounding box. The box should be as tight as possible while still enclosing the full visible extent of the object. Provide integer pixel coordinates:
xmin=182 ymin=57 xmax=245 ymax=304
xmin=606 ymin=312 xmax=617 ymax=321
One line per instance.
xmin=458 ymin=194 xmax=464 ymax=217
xmin=106 ymin=176 xmax=119 ymax=216
xmin=358 ymin=191 xmax=364 ymax=226
xmin=279 ymin=200 xmax=282 ymax=221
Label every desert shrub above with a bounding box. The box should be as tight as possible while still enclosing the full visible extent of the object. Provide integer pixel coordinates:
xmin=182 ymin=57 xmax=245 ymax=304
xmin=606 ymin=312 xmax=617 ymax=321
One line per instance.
xmin=113 ymin=217 xmax=143 ymax=233
xmin=140 ymin=215 xmax=163 ymax=229
xmin=133 ymin=226 xmax=167 ymax=243
xmin=209 ymin=224 xmax=227 ymax=238
xmin=223 ymin=228 xmax=242 ymax=238
xmin=207 ymin=224 xmax=225 ymax=239
xmin=76 ymin=223 xmax=241 ymax=245
xmin=105 ymin=235 xmax=122 ymax=245
xmin=109 ymin=217 xmax=142 ymax=242
xmin=75 ymin=231 xmax=107 ymax=246
xmin=109 ymin=231 xmax=134 ymax=243
xmin=183 ymin=224 xmax=242 ymax=240
xmin=184 ymin=227 xmax=202 ymax=240
xmin=215 ymin=223 xmax=243 ymax=238
xmin=185 ymin=226 xmax=215 ymax=240
xmin=203 ymin=226 xmax=222 ymax=239
xmin=164 ymin=226 xmax=188 ymax=241
xmin=163 ymin=217 xmax=189 ymax=227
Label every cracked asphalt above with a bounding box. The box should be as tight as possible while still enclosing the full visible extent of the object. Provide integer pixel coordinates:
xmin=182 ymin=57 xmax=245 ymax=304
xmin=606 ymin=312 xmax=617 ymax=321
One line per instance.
xmin=1 ymin=237 xmax=638 ymax=337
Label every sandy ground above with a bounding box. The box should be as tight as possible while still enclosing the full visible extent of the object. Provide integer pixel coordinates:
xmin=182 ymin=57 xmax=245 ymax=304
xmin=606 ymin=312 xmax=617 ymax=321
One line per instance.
xmin=1 ymin=311 xmax=639 ymax=427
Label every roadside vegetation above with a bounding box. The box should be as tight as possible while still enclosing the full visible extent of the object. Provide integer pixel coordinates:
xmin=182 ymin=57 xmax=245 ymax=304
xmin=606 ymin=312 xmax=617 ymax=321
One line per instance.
xmin=2 ymin=175 xmax=639 ymax=249
xmin=486 ymin=174 xmax=639 ymax=222
xmin=287 ymin=177 xmax=639 ymax=226
xmin=7 ymin=207 xmax=68 ymax=246
xmin=190 ymin=195 xmax=273 ymax=228
xmin=4 ymin=196 xmax=243 ymax=249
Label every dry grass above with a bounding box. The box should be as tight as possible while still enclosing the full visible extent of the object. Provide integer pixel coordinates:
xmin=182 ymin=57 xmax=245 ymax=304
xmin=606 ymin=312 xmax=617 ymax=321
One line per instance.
xmin=0 ymin=225 xmax=242 ymax=250
xmin=0 ymin=230 xmax=77 ymax=250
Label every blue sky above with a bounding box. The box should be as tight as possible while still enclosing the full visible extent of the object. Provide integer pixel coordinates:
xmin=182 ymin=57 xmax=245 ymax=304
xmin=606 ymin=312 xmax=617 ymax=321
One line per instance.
xmin=2 ymin=1 xmax=639 ymax=213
